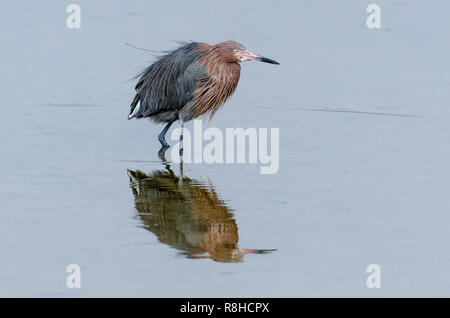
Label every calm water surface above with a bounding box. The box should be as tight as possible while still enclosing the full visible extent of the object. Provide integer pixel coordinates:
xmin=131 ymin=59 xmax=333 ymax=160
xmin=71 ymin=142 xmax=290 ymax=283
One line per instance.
xmin=1 ymin=1 xmax=449 ymax=297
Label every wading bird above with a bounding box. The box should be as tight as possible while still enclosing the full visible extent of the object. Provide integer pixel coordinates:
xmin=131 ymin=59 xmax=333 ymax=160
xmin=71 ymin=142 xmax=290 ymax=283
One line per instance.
xmin=128 ymin=41 xmax=279 ymax=147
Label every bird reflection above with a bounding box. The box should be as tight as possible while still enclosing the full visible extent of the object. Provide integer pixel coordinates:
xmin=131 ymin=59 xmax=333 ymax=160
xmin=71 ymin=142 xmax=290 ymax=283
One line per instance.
xmin=127 ymin=153 xmax=275 ymax=262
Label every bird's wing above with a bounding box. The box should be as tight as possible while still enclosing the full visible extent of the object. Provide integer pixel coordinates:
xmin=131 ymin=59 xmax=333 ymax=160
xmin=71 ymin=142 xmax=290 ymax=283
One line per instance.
xmin=129 ymin=42 xmax=208 ymax=119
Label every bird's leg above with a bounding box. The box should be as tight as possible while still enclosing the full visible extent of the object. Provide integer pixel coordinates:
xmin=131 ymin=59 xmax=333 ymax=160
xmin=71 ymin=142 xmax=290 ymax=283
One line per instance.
xmin=158 ymin=121 xmax=174 ymax=147
xmin=179 ymin=118 xmax=184 ymax=158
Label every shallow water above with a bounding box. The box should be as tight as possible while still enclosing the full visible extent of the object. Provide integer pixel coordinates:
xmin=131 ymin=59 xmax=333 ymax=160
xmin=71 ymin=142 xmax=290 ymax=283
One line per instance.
xmin=1 ymin=1 xmax=450 ymax=297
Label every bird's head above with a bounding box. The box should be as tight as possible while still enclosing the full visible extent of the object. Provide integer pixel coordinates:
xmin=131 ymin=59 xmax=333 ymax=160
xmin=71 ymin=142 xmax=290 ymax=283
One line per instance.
xmin=217 ymin=41 xmax=280 ymax=65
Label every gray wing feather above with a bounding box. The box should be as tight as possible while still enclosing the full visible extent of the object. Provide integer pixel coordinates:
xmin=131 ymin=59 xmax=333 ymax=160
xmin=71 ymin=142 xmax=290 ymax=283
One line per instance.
xmin=129 ymin=42 xmax=206 ymax=119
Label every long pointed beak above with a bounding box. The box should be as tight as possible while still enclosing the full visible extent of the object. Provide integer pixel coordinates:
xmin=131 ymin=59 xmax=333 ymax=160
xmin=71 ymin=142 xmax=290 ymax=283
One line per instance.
xmin=259 ymin=56 xmax=280 ymax=65
xmin=242 ymin=50 xmax=280 ymax=65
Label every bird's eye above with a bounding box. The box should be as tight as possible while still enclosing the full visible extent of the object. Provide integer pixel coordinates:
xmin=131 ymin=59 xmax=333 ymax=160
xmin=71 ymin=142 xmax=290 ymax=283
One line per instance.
xmin=233 ymin=49 xmax=239 ymax=54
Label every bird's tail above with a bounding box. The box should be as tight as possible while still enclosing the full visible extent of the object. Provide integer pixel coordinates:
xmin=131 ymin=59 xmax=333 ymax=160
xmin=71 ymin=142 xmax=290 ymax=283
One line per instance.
xmin=128 ymin=94 xmax=141 ymax=119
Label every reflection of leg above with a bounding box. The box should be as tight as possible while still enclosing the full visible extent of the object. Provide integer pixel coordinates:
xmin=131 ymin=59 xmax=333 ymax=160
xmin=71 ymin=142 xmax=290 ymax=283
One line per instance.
xmin=157 ymin=146 xmax=174 ymax=174
xmin=179 ymin=160 xmax=184 ymax=179
xmin=158 ymin=121 xmax=174 ymax=147
xmin=158 ymin=146 xmax=169 ymax=162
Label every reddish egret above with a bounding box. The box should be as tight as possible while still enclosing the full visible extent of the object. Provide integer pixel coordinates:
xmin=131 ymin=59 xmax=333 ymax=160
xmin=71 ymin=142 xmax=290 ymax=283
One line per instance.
xmin=128 ymin=41 xmax=279 ymax=147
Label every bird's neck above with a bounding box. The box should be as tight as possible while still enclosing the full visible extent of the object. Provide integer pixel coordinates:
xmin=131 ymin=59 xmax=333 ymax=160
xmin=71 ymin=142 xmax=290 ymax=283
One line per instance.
xmin=199 ymin=51 xmax=241 ymax=83
xmin=192 ymin=56 xmax=241 ymax=119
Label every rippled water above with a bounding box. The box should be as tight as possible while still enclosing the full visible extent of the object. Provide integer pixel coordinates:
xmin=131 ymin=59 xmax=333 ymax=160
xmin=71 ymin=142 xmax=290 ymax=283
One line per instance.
xmin=1 ymin=1 xmax=450 ymax=297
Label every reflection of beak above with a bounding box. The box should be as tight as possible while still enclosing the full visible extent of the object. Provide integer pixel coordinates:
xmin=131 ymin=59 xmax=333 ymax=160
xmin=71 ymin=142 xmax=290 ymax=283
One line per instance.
xmin=243 ymin=248 xmax=277 ymax=255
xmin=241 ymin=50 xmax=280 ymax=65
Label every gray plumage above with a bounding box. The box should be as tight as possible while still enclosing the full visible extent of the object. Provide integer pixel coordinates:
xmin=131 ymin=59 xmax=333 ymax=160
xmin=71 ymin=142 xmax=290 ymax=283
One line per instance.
xmin=128 ymin=42 xmax=206 ymax=123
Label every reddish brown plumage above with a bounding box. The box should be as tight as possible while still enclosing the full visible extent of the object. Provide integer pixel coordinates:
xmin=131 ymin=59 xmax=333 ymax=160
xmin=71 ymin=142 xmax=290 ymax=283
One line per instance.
xmin=192 ymin=42 xmax=242 ymax=119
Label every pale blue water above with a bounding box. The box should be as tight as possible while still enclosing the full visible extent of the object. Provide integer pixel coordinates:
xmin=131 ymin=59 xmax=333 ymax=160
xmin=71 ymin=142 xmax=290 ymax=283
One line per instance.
xmin=0 ymin=0 xmax=449 ymax=297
